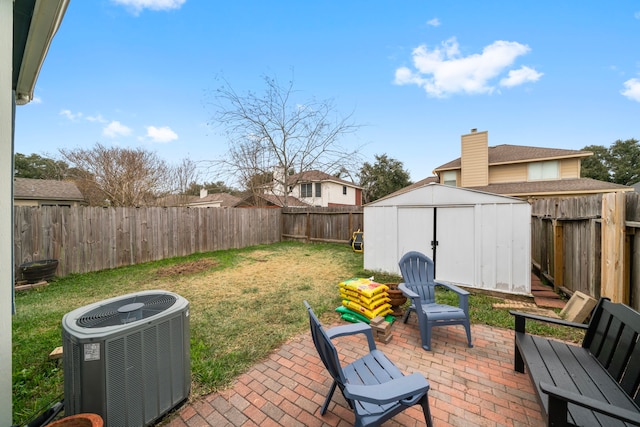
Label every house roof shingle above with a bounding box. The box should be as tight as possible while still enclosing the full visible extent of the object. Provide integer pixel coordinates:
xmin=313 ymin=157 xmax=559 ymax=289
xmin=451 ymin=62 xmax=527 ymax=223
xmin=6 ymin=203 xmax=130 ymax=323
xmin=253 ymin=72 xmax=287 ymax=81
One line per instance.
xmin=188 ymin=192 xmax=242 ymax=207
xmin=434 ymin=144 xmax=592 ymax=171
xmin=466 ymin=178 xmax=632 ymax=197
xmin=236 ymin=193 xmax=310 ymax=208
xmin=14 ymin=178 xmax=84 ymax=201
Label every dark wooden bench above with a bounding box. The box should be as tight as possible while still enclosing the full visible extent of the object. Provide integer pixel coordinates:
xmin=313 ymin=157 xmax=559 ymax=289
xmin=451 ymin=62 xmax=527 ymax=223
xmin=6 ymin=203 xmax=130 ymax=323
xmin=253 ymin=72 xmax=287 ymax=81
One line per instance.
xmin=510 ymin=298 xmax=640 ymax=426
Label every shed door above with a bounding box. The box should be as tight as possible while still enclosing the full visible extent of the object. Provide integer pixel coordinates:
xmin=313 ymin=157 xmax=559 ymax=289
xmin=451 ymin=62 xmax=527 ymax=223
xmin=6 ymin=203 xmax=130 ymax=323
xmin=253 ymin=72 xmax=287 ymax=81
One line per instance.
xmin=397 ymin=207 xmax=435 ymax=260
xmin=435 ymin=207 xmax=475 ymax=286
xmin=397 ymin=206 xmax=475 ymax=286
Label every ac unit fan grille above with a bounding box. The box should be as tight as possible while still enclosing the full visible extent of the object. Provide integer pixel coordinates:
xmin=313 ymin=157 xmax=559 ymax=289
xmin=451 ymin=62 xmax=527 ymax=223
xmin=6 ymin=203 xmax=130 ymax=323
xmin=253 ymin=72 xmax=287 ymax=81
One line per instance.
xmin=76 ymin=294 xmax=177 ymax=328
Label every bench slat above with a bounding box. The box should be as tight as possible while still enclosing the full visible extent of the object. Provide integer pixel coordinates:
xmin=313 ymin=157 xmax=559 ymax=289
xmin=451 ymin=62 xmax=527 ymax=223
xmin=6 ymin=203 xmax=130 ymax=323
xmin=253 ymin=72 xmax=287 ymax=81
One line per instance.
xmin=610 ymin=326 xmax=637 ymax=380
xmin=568 ymin=343 xmax=636 ymax=426
xmin=514 ymin=299 xmax=640 ymax=426
xmin=596 ymin=315 xmax=623 ymax=368
xmin=540 ymin=338 xmax=605 ymax=426
xmin=518 ymin=333 xmax=637 ymax=426
xmin=622 ymin=347 xmax=640 ymax=407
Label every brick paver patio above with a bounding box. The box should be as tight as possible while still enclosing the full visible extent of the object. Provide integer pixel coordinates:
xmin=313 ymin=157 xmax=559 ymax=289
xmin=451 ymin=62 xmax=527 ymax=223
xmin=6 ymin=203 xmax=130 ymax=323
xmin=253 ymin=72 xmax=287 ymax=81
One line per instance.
xmin=163 ymin=315 xmax=545 ymax=427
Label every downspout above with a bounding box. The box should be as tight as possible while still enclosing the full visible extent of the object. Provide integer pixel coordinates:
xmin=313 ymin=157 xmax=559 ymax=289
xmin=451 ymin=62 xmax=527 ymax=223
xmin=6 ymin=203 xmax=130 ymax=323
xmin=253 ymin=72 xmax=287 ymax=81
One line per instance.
xmin=1 ymin=1 xmax=14 ymax=423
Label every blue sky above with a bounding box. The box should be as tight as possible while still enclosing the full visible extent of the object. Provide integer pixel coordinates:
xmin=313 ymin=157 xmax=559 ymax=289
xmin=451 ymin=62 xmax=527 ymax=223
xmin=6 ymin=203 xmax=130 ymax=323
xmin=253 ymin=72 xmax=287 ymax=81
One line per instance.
xmin=15 ymin=0 xmax=640 ymax=184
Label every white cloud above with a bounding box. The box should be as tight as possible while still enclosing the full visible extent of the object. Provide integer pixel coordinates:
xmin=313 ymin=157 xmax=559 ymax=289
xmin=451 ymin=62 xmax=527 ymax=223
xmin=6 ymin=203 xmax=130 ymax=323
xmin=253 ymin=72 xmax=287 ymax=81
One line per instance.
xmin=635 ymin=11 xmax=640 ymax=19
xmin=111 ymin=0 xmax=186 ymax=14
xmin=86 ymin=114 xmax=108 ymax=123
xmin=103 ymin=121 xmax=132 ymax=138
xmin=426 ymin=18 xmax=440 ymax=27
xmin=31 ymin=96 xmax=42 ymax=104
xmin=621 ymin=78 xmax=640 ymax=102
xmin=500 ymin=66 xmax=544 ymax=87
xmin=145 ymin=126 xmax=178 ymax=143
xmin=394 ymin=37 xmax=541 ymax=97
xmin=60 ymin=109 xmax=83 ymax=120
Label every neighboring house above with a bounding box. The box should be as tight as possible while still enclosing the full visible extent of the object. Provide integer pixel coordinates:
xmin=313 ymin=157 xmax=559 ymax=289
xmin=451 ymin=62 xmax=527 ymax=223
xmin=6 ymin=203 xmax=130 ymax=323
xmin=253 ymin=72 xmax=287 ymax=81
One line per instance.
xmin=187 ymin=189 xmax=241 ymax=208
xmin=430 ymin=129 xmax=632 ymax=199
xmin=269 ymin=170 xmax=362 ymax=207
xmin=14 ymin=177 xmax=85 ymax=207
xmin=235 ymin=192 xmax=310 ymax=208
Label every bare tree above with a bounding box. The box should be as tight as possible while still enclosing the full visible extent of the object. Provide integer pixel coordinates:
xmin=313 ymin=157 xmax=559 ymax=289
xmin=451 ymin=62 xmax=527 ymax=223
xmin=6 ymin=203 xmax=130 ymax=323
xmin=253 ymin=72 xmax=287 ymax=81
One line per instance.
xmin=60 ymin=143 xmax=172 ymax=207
xmin=168 ymin=158 xmax=201 ymax=206
xmin=207 ymin=73 xmax=361 ymax=206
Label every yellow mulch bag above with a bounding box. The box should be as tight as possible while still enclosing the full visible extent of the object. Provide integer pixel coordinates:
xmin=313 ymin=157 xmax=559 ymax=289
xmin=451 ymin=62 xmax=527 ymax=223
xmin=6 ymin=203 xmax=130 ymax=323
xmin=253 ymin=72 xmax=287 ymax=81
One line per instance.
xmin=342 ymin=299 xmax=393 ymax=320
xmin=340 ymin=291 xmax=390 ymax=308
xmin=338 ymin=278 xmax=389 ymax=299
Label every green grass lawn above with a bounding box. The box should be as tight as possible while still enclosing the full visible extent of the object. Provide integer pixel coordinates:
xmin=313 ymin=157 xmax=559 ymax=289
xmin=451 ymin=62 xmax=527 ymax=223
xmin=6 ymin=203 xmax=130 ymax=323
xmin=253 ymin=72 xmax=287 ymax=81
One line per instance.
xmin=11 ymin=241 xmax=581 ymax=425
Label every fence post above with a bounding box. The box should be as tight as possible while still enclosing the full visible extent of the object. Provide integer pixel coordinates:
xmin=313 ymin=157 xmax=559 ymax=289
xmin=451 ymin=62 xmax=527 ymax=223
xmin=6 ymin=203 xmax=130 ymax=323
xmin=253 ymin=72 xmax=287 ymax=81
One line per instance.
xmin=601 ymin=192 xmax=626 ymax=303
xmin=553 ymin=220 xmax=563 ymax=291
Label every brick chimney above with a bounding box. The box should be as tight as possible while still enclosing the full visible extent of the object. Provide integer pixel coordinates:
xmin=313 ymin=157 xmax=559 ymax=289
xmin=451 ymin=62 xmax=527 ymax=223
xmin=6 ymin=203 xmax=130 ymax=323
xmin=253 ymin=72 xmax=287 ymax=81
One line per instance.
xmin=460 ymin=129 xmax=489 ymax=187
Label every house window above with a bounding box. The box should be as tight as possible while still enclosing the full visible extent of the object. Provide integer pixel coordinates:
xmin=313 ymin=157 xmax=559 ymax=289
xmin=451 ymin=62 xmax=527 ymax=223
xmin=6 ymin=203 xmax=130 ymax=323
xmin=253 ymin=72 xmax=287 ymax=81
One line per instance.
xmin=301 ymin=183 xmax=312 ymax=197
xmin=528 ymin=161 xmax=559 ymax=181
xmin=442 ymin=171 xmax=457 ymax=186
xmin=315 ymin=182 xmax=322 ymax=197
xmin=343 ymin=186 xmax=347 ymax=195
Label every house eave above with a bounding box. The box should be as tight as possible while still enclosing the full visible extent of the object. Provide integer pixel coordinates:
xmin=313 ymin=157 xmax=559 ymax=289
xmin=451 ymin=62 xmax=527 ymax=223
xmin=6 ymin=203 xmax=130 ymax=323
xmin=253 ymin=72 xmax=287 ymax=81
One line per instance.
xmin=504 ymin=188 xmax=634 ymax=198
xmin=13 ymin=0 xmax=69 ymax=105
xmin=489 ymin=153 xmax=593 ymax=167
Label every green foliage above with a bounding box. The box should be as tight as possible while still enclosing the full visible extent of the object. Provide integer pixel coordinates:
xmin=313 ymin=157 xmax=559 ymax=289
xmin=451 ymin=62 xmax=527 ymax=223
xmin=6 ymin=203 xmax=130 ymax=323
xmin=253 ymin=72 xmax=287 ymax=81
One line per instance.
xmin=580 ymin=145 xmax=611 ymax=182
xmin=609 ymin=139 xmax=640 ymax=185
xmin=581 ymin=139 xmax=640 ymax=185
xmin=359 ymin=154 xmax=412 ymax=203
xmin=14 ymin=153 xmax=70 ymax=180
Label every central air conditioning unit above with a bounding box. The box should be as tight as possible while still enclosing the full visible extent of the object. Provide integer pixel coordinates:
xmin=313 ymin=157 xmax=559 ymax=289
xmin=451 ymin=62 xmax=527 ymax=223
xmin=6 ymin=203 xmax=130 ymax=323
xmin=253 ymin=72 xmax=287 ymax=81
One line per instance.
xmin=62 ymin=290 xmax=190 ymax=426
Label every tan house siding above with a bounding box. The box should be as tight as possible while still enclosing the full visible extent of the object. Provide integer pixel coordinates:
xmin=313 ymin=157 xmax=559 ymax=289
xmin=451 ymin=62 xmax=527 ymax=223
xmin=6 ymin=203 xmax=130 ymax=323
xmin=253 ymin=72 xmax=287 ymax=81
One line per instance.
xmin=489 ymin=163 xmax=527 ymax=184
xmin=560 ymin=158 xmax=580 ymax=179
xmin=430 ymin=130 xmax=630 ymax=198
xmin=460 ymin=130 xmax=489 ymax=187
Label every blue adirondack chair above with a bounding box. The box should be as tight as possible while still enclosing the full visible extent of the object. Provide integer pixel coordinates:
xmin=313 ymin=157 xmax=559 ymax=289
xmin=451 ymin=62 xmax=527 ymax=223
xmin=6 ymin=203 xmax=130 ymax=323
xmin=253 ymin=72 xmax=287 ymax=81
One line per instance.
xmin=398 ymin=251 xmax=473 ymax=351
xmin=304 ymin=301 xmax=433 ymax=427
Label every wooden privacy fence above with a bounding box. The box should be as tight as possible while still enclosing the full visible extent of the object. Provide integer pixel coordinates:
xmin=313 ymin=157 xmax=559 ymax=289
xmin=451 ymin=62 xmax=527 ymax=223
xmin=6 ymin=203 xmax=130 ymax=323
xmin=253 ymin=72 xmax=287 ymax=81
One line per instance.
xmin=14 ymin=206 xmax=281 ymax=278
xmin=281 ymin=206 xmax=364 ymax=244
xmin=531 ymin=191 xmax=640 ymax=310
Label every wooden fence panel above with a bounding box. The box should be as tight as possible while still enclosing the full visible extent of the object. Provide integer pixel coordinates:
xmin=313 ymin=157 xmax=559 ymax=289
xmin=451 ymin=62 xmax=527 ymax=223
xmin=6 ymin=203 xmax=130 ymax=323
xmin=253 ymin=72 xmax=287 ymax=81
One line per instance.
xmin=281 ymin=207 xmax=363 ymax=243
xmin=14 ymin=206 xmax=282 ymax=279
xmin=530 ymin=193 xmax=640 ymax=304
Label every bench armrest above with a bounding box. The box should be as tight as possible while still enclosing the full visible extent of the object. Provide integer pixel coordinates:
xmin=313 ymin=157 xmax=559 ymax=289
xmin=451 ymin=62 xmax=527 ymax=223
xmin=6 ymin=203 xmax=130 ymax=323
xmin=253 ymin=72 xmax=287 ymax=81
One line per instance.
xmin=509 ymin=310 xmax=588 ymax=333
xmin=344 ymin=373 xmax=430 ymax=405
xmin=326 ymin=322 xmax=376 ymax=351
xmin=540 ymin=382 xmax=640 ymax=426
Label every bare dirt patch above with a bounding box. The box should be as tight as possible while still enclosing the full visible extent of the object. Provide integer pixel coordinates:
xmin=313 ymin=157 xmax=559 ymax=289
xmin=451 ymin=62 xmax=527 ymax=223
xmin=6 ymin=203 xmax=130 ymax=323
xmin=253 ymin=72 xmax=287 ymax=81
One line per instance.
xmin=165 ymin=247 xmax=352 ymax=305
xmin=155 ymin=258 xmax=218 ymax=278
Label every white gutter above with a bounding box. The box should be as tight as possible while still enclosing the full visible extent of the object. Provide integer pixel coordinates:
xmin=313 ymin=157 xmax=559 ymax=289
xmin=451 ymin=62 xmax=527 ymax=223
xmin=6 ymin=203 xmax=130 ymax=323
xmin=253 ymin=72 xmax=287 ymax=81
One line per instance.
xmin=15 ymin=0 xmax=70 ymax=105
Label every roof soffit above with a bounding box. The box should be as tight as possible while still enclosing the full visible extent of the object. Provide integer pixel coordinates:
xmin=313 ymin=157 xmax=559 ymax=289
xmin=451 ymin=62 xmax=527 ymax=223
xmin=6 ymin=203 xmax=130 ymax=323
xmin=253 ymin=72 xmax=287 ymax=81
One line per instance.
xmin=13 ymin=0 xmax=69 ymax=105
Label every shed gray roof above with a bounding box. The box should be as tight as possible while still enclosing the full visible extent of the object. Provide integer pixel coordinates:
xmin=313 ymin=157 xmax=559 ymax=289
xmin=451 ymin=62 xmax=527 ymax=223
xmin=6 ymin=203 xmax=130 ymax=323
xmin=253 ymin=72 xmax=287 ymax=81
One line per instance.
xmin=14 ymin=178 xmax=84 ymax=201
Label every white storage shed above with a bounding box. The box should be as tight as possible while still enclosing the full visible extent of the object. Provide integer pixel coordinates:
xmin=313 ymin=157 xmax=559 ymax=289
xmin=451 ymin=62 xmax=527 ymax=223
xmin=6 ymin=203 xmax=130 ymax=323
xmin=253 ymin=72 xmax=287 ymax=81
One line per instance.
xmin=364 ymin=183 xmax=531 ymax=295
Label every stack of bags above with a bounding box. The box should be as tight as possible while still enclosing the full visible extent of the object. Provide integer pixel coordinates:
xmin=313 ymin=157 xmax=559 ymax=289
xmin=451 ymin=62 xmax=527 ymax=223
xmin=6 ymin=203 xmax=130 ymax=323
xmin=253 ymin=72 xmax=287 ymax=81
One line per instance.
xmin=336 ymin=278 xmax=393 ymax=323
